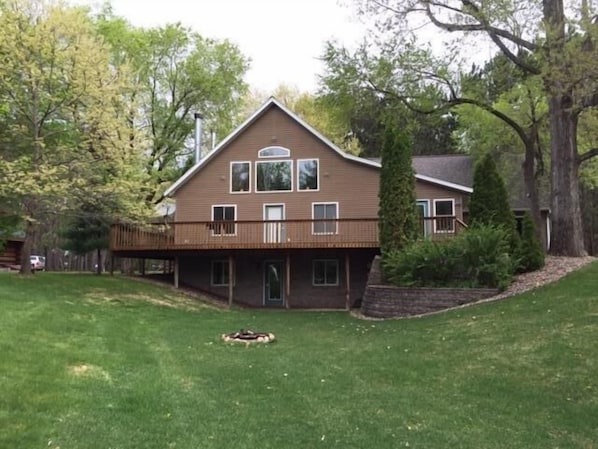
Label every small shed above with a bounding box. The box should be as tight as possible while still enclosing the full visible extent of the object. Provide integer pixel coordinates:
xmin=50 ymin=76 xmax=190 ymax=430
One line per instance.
xmin=0 ymin=238 xmax=24 ymax=268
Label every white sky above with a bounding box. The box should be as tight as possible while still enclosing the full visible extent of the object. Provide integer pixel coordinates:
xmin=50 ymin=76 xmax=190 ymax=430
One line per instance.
xmin=72 ymin=0 xmax=366 ymax=93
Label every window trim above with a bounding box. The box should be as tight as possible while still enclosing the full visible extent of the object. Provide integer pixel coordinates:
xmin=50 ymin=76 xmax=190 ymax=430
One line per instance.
xmin=230 ymin=161 xmax=251 ymax=194
xmin=255 ymin=159 xmax=293 ymax=193
xmin=210 ymin=260 xmax=234 ymax=287
xmin=416 ymin=199 xmax=431 ymax=237
xmin=258 ymin=145 xmax=291 ymax=158
xmin=312 ymin=202 xmax=339 ymax=235
xmin=211 ymin=204 xmax=237 ymax=236
xmin=312 ymin=259 xmax=339 ymax=286
xmin=433 ymin=198 xmax=455 ymax=233
xmin=297 ymin=158 xmax=320 ymax=192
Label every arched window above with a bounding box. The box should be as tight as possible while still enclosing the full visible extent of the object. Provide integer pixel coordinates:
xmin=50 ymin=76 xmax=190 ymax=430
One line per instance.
xmin=258 ymin=146 xmax=290 ymax=158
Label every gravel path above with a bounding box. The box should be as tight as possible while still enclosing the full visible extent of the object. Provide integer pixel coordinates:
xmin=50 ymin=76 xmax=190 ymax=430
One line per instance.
xmin=489 ymin=255 xmax=597 ymax=300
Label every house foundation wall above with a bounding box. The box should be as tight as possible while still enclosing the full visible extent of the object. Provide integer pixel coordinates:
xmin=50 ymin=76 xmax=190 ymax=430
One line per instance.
xmin=178 ymin=249 xmax=377 ymax=309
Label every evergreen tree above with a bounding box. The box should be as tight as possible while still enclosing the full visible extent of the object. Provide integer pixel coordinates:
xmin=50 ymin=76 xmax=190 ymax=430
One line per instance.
xmin=378 ymin=127 xmax=418 ymax=255
xmin=518 ymin=211 xmax=545 ymax=272
xmin=61 ymin=203 xmax=111 ymax=275
xmin=469 ymin=153 xmax=519 ymax=255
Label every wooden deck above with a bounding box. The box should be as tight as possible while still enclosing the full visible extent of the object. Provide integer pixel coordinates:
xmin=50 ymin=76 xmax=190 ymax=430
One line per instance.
xmin=110 ymin=217 xmax=465 ymax=253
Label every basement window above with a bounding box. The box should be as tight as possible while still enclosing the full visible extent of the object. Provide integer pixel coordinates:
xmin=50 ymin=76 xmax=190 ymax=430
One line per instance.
xmin=313 ymin=259 xmax=339 ymax=286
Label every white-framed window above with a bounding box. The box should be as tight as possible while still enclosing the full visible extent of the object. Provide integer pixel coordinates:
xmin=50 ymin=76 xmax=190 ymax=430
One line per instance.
xmin=230 ymin=161 xmax=250 ymax=193
xmin=312 ymin=202 xmax=338 ymax=234
xmin=258 ymin=146 xmax=290 ymax=158
xmin=211 ymin=260 xmax=233 ymax=286
xmin=433 ymin=199 xmax=455 ymax=233
xmin=297 ymin=158 xmax=319 ymax=191
xmin=313 ymin=259 xmax=339 ymax=286
xmin=255 ymin=160 xmax=293 ymax=192
xmin=211 ymin=204 xmax=236 ymax=235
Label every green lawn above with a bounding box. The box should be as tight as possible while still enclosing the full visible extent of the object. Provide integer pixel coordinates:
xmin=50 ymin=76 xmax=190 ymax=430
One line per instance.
xmin=1 ymin=266 xmax=597 ymax=449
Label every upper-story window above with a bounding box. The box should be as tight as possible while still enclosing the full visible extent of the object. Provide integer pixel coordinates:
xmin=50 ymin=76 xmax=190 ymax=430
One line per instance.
xmin=212 ymin=204 xmax=236 ymax=235
xmin=256 ymin=160 xmax=292 ymax=192
xmin=230 ymin=161 xmax=250 ymax=193
xmin=297 ymin=159 xmax=318 ymax=191
xmin=312 ymin=202 xmax=338 ymax=234
xmin=433 ymin=199 xmax=455 ymax=233
xmin=258 ymin=146 xmax=290 ymax=158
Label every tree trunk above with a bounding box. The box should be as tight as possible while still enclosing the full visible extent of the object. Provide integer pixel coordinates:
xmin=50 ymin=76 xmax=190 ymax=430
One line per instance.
xmin=522 ymin=142 xmax=544 ymax=246
xmin=19 ymin=220 xmax=36 ymax=275
xmin=96 ymin=247 xmax=102 ymax=275
xmin=547 ymin=96 xmax=587 ymax=256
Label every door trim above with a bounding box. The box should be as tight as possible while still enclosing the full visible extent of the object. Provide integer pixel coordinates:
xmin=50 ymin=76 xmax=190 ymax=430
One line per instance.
xmin=263 ymin=260 xmax=285 ymax=306
xmin=263 ymin=203 xmax=285 ymax=243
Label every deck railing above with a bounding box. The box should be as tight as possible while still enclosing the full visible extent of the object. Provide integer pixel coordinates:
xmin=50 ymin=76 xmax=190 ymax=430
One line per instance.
xmin=110 ymin=217 xmax=466 ymax=252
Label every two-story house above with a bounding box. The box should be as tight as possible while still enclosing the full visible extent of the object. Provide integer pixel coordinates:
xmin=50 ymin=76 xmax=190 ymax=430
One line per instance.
xmin=110 ymin=98 xmax=474 ymax=308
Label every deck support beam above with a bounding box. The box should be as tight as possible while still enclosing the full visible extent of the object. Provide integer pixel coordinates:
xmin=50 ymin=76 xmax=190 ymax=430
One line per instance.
xmin=228 ymin=255 xmax=234 ymax=307
xmin=345 ymin=253 xmax=351 ymax=310
xmin=174 ymin=256 xmax=179 ymax=288
xmin=285 ymin=253 xmax=291 ymax=309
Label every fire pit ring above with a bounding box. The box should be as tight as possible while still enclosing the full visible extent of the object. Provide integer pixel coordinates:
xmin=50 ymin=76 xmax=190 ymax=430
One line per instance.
xmin=222 ymin=329 xmax=275 ymax=344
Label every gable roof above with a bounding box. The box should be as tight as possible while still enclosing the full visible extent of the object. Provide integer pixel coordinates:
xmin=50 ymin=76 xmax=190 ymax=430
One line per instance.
xmin=165 ymin=97 xmax=472 ymax=196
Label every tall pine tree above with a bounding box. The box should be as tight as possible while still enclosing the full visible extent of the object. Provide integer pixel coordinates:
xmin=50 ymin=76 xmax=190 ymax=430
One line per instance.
xmin=469 ymin=153 xmax=519 ymax=251
xmin=378 ymin=127 xmax=418 ymax=255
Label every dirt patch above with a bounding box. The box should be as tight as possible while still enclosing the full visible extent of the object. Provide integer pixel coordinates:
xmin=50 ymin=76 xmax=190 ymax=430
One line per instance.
xmin=68 ymin=363 xmax=112 ymax=382
xmin=82 ymin=288 xmax=217 ymax=312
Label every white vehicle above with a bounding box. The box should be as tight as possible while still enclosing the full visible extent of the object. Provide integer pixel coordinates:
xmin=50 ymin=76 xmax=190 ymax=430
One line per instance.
xmin=30 ymin=255 xmax=46 ymax=271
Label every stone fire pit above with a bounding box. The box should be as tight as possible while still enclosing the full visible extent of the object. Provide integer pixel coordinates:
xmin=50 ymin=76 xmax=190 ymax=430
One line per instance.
xmin=222 ymin=329 xmax=275 ymax=344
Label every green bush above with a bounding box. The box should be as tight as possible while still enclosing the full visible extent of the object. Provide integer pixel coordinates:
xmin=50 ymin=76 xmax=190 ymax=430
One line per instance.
xmin=382 ymin=225 xmax=514 ymax=290
xmin=517 ymin=211 xmax=545 ymax=273
xmin=460 ymin=225 xmax=514 ymax=289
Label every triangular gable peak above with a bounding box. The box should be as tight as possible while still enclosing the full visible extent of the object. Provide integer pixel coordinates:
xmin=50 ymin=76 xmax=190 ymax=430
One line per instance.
xmin=164 ymin=97 xmax=471 ymax=196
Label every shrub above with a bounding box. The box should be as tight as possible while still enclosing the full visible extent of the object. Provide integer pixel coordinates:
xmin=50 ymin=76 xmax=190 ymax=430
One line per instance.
xmin=517 ymin=211 xmax=545 ymax=273
xmin=382 ymin=238 xmax=465 ymax=287
xmin=460 ymin=225 xmax=515 ymax=290
xmin=382 ymin=225 xmax=514 ymax=290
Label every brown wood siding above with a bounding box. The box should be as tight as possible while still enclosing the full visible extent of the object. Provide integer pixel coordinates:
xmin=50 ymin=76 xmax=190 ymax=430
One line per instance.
xmin=416 ymin=181 xmax=466 ymax=220
xmin=175 ymin=105 xmax=466 ymax=226
xmin=178 ymin=249 xmax=377 ymax=309
xmin=0 ymin=240 xmax=23 ymax=266
xmin=175 ymin=106 xmax=381 ymax=223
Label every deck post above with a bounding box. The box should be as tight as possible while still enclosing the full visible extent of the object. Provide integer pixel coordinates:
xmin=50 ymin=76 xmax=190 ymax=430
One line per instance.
xmin=228 ymin=255 xmax=234 ymax=307
xmin=174 ymin=256 xmax=179 ymax=288
xmin=110 ymin=253 xmax=115 ymax=276
xmin=345 ymin=253 xmax=351 ymax=310
xmin=285 ymin=253 xmax=291 ymax=309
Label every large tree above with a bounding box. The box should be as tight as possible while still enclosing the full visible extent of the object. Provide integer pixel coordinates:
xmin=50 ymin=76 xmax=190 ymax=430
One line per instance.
xmin=95 ymin=11 xmax=250 ymax=203
xmin=0 ymin=0 xmax=149 ymax=274
xmin=354 ymin=0 xmax=598 ymax=256
xmin=318 ymin=43 xmax=460 ymax=158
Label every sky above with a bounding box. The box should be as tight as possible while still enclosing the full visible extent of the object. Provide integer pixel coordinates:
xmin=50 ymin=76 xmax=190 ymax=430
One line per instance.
xmin=72 ymin=0 xmax=366 ymax=93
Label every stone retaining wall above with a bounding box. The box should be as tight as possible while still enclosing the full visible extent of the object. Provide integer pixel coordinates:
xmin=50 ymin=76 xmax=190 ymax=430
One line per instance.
xmin=360 ymin=256 xmax=499 ymax=318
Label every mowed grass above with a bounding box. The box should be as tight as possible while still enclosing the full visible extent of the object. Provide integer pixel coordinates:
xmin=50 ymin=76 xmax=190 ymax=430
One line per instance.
xmin=1 ymin=266 xmax=597 ymax=449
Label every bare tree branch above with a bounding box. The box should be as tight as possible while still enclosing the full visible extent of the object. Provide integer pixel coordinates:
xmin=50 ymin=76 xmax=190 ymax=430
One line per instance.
xmin=579 ymin=147 xmax=598 ymax=163
xmin=367 ymin=78 xmax=532 ymax=148
xmin=422 ymin=1 xmax=540 ymax=75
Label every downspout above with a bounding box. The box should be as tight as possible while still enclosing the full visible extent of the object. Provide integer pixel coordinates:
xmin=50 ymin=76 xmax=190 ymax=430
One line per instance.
xmin=194 ymin=112 xmax=203 ymax=164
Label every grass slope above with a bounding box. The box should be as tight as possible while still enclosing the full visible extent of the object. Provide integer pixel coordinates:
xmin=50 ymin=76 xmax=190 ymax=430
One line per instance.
xmin=1 ymin=267 xmax=597 ymax=449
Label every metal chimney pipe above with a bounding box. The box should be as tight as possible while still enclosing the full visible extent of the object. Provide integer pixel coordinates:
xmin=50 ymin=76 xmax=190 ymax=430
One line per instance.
xmin=211 ymin=129 xmax=216 ymax=150
xmin=194 ymin=112 xmax=203 ymax=163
